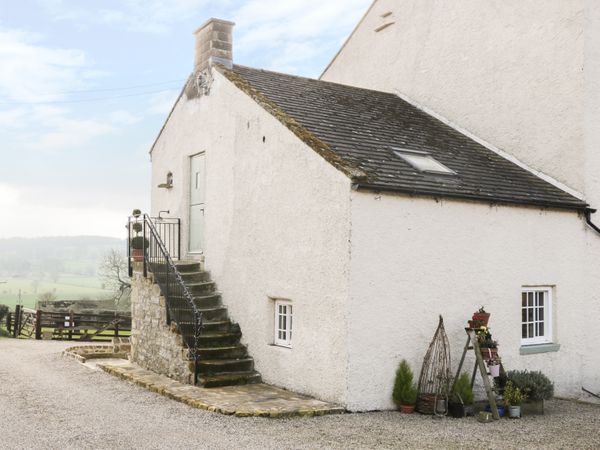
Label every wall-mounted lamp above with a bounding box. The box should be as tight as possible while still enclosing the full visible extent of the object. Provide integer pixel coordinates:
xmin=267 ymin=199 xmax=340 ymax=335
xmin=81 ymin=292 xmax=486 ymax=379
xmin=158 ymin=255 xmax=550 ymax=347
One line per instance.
xmin=158 ymin=171 xmax=173 ymax=189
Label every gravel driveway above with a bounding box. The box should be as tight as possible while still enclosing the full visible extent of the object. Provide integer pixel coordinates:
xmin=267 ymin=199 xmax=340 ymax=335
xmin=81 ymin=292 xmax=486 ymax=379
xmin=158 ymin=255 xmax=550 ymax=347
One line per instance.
xmin=1 ymin=339 xmax=599 ymax=450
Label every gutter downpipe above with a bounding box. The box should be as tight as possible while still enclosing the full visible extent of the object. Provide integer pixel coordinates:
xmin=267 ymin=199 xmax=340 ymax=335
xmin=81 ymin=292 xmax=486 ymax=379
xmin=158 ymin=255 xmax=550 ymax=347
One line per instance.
xmin=585 ymin=208 xmax=600 ymax=235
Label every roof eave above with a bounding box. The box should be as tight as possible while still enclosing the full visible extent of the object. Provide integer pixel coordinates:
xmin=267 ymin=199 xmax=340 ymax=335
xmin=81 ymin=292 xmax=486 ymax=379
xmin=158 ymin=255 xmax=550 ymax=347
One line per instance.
xmin=148 ymin=75 xmax=190 ymax=155
xmin=354 ymin=183 xmax=589 ymax=212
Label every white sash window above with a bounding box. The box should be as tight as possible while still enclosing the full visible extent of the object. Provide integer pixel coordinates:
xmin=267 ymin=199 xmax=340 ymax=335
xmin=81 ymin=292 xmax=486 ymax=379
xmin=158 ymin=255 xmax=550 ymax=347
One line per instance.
xmin=274 ymin=300 xmax=293 ymax=348
xmin=521 ymin=288 xmax=552 ymax=346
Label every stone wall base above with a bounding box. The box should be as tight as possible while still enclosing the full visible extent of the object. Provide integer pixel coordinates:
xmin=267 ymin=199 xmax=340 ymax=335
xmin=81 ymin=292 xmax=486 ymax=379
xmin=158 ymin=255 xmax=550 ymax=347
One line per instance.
xmin=130 ymin=273 xmax=192 ymax=384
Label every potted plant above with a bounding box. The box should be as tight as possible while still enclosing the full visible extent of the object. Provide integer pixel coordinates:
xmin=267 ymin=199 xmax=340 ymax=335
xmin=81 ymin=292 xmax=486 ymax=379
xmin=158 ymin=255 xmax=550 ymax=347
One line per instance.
xmin=392 ymin=359 xmax=418 ymax=413
xmin=130 ymin=219 xmax=147 ymax=262
xmin=506 ymin=370 xmax=554 ymax=415
xmin=132 ymin=208 xmax=142 ymax=218
xmin=472 ymin=306 xmax=490 ymax=326
xmin=131 ymin=236 xmax=148 ymax=261
xmin=449 ymin=372 xmax=474 ymax=418
xmin=503 ymin=381 xmax=526 ymax=418
xmin=468 ymin=319 xmax=485 ymax=329
xmin=476 ymin=326 xmax=498 ymax=361
xmin=487 ymin=357 xmax=501 ymax=377
xmin=485 ymin=401 xmax=506 ymax=417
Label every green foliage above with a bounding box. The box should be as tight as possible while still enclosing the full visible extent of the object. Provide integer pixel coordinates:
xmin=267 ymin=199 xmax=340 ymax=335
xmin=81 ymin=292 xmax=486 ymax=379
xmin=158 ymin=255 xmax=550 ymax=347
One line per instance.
xmin=452 ymin=372 xmax=474 ymax=405
xmin=392 ymin=359 xmax=418 ymax=406
xmin=507 ymin=370 xmax=554 ymax=401
xmin=132 ymin=209 xmax=141 ymax=217
xmin=476 ymin=328 xmax=498 ymax=348
xmin=0 ymin=304 xmax=8 ymax=323
xmin=132 ymin=222 xmax=143 ymax=233
xmin=130 ymin=236 xmax=149 ymax=250
xmin=503 ymin=381 xmax=526 ymax=406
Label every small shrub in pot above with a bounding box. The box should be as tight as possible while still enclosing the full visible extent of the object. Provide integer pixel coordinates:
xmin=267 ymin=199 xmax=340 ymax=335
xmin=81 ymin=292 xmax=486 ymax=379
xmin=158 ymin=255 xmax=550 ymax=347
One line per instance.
xmin=449 ymin=372 xmax=474 ymax=417
xmin=392 ymin=359 xmax=418 ymax=413
xmin=506 ymin=370 xmax=554 ymax=401
xmin=507 ymin=370 xmax=553 ymax=415
xmin=131 ymin=236 xmax=149 ymax=250
xmin=503 ymin=381 xmax=526 ymax=418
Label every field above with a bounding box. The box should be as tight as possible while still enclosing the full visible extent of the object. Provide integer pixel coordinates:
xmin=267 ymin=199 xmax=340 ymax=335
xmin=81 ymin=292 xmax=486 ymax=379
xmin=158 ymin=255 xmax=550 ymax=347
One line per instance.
xmin=0 ymin=276 xmax=112 ymax=309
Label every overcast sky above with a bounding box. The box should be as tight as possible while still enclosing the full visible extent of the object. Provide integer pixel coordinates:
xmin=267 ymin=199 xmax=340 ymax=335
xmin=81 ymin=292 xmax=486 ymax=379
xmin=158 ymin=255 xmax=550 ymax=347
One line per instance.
xmin=0 ymin=0 xmax=370 ymax=238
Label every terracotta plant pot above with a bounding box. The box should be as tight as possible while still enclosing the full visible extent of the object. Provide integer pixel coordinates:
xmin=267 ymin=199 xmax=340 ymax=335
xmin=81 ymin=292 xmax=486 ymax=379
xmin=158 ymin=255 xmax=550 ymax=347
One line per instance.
xmin=472 ymin=312 xmax=490 ymax=325
xmin=400 ymin=404 xmax=415 ymax=414
xmin=480 ymin=347 xmax=498 ymax=361
xmin=132 ymin=248 xmax=144 ymax=262
xmin=468 ymin=319 xmax=484 ymax=329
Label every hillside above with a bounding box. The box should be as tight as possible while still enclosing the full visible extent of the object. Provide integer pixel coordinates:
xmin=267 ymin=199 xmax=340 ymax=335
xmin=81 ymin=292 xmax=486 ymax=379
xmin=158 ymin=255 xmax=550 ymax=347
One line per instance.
xmin=0 ymin=236 xmax=125 ymax=308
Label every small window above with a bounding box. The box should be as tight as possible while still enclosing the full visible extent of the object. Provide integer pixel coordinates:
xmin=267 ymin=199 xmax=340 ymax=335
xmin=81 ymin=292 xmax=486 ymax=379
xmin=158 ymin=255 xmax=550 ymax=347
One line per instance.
xmin=274 ymin=299 xmax=293 ymax=348
xmin=393 ymin=149 xmax=455 ymax=175
xmin=521 ymin=288 xmax=553 ymax=346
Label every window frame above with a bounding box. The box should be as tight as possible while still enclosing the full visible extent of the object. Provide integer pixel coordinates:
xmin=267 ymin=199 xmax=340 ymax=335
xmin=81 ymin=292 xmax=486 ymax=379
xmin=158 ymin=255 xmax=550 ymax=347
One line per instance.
xmin=274 ymin=299 xmax=293 ymax=348
xmin=521 ymin=287 xmax=553 ymax=346
xmin=393 ymin=148 xmax=456 ymax=175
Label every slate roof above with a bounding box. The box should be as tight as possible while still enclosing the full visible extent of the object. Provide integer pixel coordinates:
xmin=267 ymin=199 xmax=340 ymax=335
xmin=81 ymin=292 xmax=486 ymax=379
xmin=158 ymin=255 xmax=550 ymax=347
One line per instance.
xmin=224 ymin=65 xmax=586 ymax=210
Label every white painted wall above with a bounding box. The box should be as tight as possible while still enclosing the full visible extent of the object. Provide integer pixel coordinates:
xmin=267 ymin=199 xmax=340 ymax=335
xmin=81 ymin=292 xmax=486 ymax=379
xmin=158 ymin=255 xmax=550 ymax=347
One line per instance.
xmin=150 ymin=70 xmax=353 ymax=405
xmin=321 ymin=0 xmax=596 ymax=206
xmin=347 ymin=191 xmax=600 ymax=411
xmin=585 ymin=1 xmax=600 ymax=210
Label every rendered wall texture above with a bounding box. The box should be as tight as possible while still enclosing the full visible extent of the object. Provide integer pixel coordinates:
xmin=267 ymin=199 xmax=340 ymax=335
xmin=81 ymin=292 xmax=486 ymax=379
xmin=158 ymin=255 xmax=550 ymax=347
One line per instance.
xmin=585 ymin=0 xmax=600 ymax=209
xmin=150 ymin=70 xmax=353 ymax=405
xmin=347 ymin=191 xmax=600 ymax=411
xmin=322 ymin=0 xmax=595 ymax=205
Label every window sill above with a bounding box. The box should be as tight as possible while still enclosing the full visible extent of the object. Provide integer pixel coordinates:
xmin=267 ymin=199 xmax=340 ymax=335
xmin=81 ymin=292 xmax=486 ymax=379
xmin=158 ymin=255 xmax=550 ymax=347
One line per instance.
xmin=269 ymin=343 xmax=292 ymax=349
xmin=519 ymin=343 xmax=560 ymax=355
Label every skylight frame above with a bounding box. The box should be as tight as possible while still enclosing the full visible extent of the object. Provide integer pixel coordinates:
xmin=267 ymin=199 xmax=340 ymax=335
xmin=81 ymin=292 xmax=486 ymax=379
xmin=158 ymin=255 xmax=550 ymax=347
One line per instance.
xmin=392 ymin=148 xmax=457 ymax=175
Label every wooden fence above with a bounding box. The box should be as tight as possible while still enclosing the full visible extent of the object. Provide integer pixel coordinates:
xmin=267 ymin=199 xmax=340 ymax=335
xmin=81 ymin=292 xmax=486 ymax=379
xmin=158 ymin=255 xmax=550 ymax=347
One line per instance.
xmin=6 ymin=305 xmax=131 ymax=341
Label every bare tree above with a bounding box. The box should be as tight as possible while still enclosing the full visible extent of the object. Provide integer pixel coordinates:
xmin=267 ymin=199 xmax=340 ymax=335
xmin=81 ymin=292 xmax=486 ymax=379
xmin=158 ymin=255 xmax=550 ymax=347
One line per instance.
xmin=99 ymin=249 xmax=131 ymax=307
xmin=37 ymin=291 xmax=57 ymax=303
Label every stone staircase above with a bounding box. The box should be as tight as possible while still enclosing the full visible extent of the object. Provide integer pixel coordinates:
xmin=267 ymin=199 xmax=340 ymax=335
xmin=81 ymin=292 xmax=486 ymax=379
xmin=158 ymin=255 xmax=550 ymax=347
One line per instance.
xmin=152 ymin=260 xmax=261 ymax=388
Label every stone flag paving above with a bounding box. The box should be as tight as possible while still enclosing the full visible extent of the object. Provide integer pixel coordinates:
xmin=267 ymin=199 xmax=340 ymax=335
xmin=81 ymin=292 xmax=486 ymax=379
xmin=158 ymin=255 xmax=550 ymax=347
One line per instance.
xmin=97 ymin=361 xmax=345 ymax=418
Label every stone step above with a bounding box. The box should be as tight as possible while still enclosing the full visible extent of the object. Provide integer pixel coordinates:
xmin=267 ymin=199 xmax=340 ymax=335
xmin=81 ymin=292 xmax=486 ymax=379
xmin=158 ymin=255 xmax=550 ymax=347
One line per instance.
xmin=198 ymin=370 xmax=262 ymax=388
xmin=185 ymin=281 xmax=217 ymax=295
xmin=194 ymin=358 xmax=255 ymax=375
xmin=178 ymin=319 xmax=234 ymax=334
xmin=149 ymin=260 xmax=201 ymax=274
xmin=153 ymin=270 xmax=211 ymax=284
xmin=170 ymin=306 xmax=228 ymax=322
xmin=185 ymin=331 xmax=242 ymax=348
xmin=173 ymin=260 xmax=202 ymax=273
xmin=168 ymin=293 xmax=222 ymax=309
xmin=192 ymin=344 xmax=249 ymax=360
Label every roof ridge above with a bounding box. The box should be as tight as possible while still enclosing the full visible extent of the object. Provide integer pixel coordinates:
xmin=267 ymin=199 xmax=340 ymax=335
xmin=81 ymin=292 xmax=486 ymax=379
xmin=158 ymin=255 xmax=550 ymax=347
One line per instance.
xmin=232 ymin=63 xmax=400 ymax=98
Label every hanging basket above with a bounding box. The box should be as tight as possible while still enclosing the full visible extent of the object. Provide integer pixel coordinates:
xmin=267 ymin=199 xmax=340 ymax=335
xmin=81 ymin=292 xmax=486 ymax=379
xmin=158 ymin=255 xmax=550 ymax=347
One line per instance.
xmin=416 ymin=315 xmax=452 ymax=415
xmin=488 ymin=363 xmax=500 ymax=377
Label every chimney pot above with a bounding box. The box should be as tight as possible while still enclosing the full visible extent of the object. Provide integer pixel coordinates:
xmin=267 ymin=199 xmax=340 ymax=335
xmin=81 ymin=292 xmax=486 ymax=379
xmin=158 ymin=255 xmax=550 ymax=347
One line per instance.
xmin=194 ymin=18 xmax=235 ymax=72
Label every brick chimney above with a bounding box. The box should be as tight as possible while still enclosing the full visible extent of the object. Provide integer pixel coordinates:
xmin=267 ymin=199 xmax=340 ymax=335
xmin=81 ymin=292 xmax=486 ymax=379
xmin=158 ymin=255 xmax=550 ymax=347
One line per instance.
xmin=194 ymin=18 xmax=234 ymax=72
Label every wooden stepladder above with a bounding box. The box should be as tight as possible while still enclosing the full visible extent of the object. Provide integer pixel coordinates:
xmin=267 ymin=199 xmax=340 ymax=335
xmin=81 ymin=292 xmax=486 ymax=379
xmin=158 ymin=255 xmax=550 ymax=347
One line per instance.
xmin=453 ymin=328 xmax=500 ymax=420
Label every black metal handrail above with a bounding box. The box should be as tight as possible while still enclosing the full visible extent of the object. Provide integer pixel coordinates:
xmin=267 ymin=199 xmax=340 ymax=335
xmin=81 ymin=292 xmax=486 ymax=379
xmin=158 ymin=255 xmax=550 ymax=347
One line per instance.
xmin=127 ymin=214 xmax=203 ymax=384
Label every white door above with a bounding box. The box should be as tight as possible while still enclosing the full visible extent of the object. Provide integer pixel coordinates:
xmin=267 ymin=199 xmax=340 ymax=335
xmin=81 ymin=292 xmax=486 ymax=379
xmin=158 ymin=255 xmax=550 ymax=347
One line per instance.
xmin=189 ymin=153 xmax=205 ymax=253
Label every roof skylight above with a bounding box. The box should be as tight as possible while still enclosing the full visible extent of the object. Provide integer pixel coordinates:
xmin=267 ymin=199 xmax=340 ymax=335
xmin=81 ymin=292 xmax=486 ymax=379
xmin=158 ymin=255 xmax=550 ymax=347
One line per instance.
xmin=393 ymin=149 xmax=456 ymax=175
